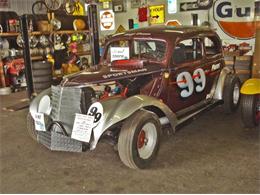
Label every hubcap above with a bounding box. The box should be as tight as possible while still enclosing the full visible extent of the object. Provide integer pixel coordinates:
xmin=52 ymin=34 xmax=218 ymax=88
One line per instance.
xmin=137 ymin=122 xmax=157 ymax=159
xmin=137 ymin=130 xmax=146 ymax=149
xmin=233 ymin=83 xmax=240 ymax=105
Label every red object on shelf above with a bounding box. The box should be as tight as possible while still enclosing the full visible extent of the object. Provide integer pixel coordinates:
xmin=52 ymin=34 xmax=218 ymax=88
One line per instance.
xmin=138 ymin=7 xmax=148 ymax=22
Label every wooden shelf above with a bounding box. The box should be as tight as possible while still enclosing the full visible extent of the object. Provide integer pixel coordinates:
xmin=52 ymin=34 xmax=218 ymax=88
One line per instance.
xmin=0 ymin=32 xmax=19 ymax=37
xmin=0 ymin=30 xmax=89 ymax=37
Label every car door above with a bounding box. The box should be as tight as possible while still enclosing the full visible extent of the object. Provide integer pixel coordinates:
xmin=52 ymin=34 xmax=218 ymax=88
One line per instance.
xmin=166 ymin=37 xmax=213 ymax=112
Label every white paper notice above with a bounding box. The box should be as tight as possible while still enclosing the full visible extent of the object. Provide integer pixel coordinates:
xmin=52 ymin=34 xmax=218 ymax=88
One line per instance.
xmin=34 ymin=113 xmax=46 ymax=131
xmin=71 ymin=113 xmax=95 ymax=143
xmin=110 ymin=47 xmax=129 ymax=62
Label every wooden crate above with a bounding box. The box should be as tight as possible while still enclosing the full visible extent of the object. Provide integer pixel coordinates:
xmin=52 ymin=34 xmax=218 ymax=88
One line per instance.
xmin=234 ymin=55 xmax=252 ymax=83
xmin=224 ymin=55 xmax=235 ymax=70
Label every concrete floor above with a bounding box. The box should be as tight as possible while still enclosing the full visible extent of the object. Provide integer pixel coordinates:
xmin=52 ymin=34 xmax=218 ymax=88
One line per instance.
xmin=0 ymin=91 xmax=259 ymax=193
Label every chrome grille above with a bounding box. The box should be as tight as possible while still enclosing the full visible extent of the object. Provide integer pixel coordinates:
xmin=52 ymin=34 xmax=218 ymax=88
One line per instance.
xmin=51 ymin=85 xmax=82 ymax=135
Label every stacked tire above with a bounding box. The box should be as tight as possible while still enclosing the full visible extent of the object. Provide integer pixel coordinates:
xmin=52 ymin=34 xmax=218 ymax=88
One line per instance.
xmin=32 ymin=61 xmax=52 ymax=94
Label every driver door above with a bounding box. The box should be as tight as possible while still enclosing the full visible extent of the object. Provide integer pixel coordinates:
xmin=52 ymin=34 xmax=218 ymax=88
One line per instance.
xmin=167 ymin=37 xmax=212 ymax=112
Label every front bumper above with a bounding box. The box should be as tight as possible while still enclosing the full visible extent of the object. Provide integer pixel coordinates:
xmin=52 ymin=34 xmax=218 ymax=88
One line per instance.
xmin=37 ymin=131 xmax=86 ymax=152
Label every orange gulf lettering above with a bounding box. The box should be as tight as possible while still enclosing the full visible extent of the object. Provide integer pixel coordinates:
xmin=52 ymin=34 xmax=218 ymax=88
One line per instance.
xmin=219 ymin=21 xmax=260 ymax=39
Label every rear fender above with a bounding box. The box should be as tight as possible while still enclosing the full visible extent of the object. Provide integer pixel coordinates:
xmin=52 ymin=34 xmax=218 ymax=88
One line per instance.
xmin=213 ymin=67 xmax=233 ymax=100
xmin=91 ymin=95 xmax=177 ymax=150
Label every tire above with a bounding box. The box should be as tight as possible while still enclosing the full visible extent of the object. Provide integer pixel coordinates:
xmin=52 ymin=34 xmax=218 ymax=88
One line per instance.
xmin=118 ymin=110 xmax=161 ymax=169
xmin=241 ymin=95 xmax=260 ymax=128
xmin=223 ymin=74 xmax=241 ymax=114
xmin=33 ymin=81 xmax=52 ymax=88
xmin=32 ymin=75 xmax=52 ymax=83
xmin=32 ymin=69 xmax=52 ymax=77
xmin=27 ymin=113 xmax=37 ymax=141
xmin=32 ymin=61 xmax=52 ymax=70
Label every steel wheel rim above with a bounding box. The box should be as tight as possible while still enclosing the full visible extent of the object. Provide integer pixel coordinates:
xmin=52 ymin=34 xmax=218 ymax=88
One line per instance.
xmin=137 ymin=122 xmax=157 ymax=159
xmin=233 ymin=83 xmax=240 ymax=105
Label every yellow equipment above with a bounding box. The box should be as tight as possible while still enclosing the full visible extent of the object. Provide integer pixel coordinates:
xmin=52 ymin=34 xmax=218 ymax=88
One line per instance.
xmin=240 ymin=78 xmax=260 ymax=95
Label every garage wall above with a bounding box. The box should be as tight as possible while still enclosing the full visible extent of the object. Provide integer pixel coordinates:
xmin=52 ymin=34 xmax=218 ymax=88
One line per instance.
xmin=99 ymin=0 xmax=256 ymax=51
xmin=100 ymin=0 xmax=210 ymax=38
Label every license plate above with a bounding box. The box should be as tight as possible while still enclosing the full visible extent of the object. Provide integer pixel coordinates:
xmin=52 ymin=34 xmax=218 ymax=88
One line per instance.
xmin=71 ymin=113 xmax=95 ymax=143
xmin=34 ymin=113 xmax=46 ymax=131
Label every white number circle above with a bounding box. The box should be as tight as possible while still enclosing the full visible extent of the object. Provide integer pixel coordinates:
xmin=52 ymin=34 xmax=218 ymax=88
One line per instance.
xmin=87 ymin=102 xmax=103 ymax=127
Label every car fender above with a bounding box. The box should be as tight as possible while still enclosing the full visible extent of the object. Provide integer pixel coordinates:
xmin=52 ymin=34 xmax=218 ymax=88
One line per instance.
xmin=240 ymin=78 xmax=260 ymax=95
xmin=213 ymin=67 xmax=233 ymax=100
xmin=90 ymin=95 xmax=177 ymax=150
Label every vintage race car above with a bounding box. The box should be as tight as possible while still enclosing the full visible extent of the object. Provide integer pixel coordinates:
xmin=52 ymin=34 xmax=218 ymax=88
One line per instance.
xmin=27 ymin=26 xmax=241 ymax=169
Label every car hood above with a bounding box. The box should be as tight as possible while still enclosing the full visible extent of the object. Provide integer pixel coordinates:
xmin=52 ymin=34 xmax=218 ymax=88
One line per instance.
xmin=61 ymin=65 xmax=164 ymax=87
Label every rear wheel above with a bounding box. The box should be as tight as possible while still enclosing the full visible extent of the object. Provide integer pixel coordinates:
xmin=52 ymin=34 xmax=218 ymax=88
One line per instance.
xmin=241 ymin=94 xmax=260 ymax=128
xmin=223 ymin=74 xmax=241 ymax=114
xmin=27 ymin=113 xmax=37 ymax=141
xmin=118 ymin=110 xmax=161 ymax=169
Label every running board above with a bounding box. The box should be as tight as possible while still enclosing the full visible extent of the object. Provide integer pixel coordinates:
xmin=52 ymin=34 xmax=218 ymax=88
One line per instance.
xmin=176 ymin=100 xmax=221 ymax=126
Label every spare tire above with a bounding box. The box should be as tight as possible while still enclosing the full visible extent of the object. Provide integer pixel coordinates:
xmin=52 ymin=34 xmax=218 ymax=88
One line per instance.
xmin=31 ymin=61 xmax=52 ymax=94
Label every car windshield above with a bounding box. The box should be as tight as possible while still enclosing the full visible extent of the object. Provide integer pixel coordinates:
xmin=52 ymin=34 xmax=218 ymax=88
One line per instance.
xmin=104 ymin=39 xmax=166 ymax=64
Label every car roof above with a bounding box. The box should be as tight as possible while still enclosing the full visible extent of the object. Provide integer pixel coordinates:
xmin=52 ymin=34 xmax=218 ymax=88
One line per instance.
xmin=111 ymin=25 xmax=217 ymax=40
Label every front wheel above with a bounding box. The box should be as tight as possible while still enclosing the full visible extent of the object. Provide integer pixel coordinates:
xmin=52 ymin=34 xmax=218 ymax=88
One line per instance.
xmin=223 ymin=74 xmax=241 ymax=114
xmin=241 ymin=94 xmax=260 ymax=128
xmin=118 ymin=110 xmax=161 ymax=169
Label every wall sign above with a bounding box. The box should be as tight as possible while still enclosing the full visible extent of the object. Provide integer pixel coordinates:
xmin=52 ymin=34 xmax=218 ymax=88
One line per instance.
xmin=213 ymin=0 xmax=256 ymax=39
xmin=115 ymin=25 xmax=126 ymax=34
xmin=149 ymin=5 xmax=165 ymax=25
xmin=180 ymin=1 xmax=200 ymax=12
xmin=113 ymin=0 xmax=127 ymax=13
xmin=168 ymin=0 xmax=177 ymax=14
xmin=100 ymin=10 xmax=115 ymax=31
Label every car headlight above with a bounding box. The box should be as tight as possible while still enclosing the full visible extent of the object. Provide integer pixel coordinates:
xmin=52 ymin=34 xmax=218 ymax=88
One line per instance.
xmin=38 ymin=95 xmax=52 ymax=115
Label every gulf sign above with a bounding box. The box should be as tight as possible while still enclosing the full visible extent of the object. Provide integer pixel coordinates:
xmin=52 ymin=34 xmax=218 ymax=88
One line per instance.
xmin=213 ymin=0 xmax=258 ymax=39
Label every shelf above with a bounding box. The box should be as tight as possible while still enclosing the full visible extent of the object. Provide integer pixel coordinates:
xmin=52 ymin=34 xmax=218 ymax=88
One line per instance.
xmin=0 ymin=30 xmax=89 ymax=37
xmin=0 ymin=32 xmax=19 ymax=37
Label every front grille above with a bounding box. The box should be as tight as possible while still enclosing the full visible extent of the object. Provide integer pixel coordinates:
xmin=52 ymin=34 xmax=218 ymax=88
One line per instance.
xmin=51 ymin=85 xmax=83 ymax=135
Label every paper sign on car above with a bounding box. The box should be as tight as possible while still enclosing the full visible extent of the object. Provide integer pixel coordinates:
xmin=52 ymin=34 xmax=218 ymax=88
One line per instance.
xmin=111 ymin=47 xmax=129 ymax=62
xmin=34 ymin=113 xmax=46 ymax=131
xmin=71 ymin=113 xmax=95 ymax=143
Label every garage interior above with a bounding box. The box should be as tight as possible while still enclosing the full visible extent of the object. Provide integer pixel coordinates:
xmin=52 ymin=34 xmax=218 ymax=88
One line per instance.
xmin=0 ymin=0 xmax=260 ymax=193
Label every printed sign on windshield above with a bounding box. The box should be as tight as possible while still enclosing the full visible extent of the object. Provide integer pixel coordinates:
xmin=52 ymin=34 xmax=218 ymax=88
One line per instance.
xmin=110 ymin=47 xmax=130 ymax=62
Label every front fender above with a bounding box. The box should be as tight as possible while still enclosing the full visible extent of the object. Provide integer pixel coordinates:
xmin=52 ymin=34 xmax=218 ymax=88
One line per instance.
xmin=213 ymin=67 xmax=233 ymax=100
xmin=240 ymin=78 xmax=260 ymax=95
xmin=91 ymin=95 xmax=177 ymax=150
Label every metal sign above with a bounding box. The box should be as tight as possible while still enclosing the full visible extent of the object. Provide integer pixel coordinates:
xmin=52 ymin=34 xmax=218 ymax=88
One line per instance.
xmin=115 ymin=25 xmax=126 ymax=34
xmin=149 ymin=5 xmax=165 ymax=25
xmin=213 ymin=0 xmax=256 ymax=39
xmin=100 ymin=10 xmax=115 ymax=31
xmin=180 ymin=2 xmax=199 ymax=12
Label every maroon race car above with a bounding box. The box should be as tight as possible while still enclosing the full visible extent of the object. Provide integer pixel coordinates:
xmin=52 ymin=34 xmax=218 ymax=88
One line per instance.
xmin=28 ymin=26 xmax=241 ymax=169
